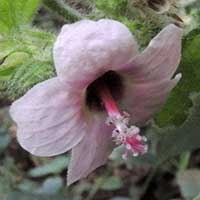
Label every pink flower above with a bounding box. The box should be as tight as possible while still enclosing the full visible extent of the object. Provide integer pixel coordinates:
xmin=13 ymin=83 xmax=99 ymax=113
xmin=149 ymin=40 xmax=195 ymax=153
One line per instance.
xmin=10 ymin=19 xmax=182 ymax=185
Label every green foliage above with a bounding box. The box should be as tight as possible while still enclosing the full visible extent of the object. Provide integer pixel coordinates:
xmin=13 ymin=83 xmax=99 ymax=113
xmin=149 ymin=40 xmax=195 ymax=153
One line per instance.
xmin=156 ymin=93 xmax=200 ymax=164
xmin=0 ymin=0 xmax=55 ymax=100
xmin=194 ymin=194 xmax=200 ymax=200
xmin=95 ymin=0 xmax=128 ymax=17
xmin=98 ymin=176 xmax=123 ymax=191
xmin=179 ymin=152 xmax=190 ymax=171
xmin=0 ymin=0 xmax=40 ymax=35
xmin=92 ymin=0 xmax=179 ymax=48
xmin=0 ymin=52 xmax=30 ymax=80
xmin=0 ymin=29 xmax=55 ymax=99
xmin=155 ymin=28 xmax=200 ymax=126
xmin=28 ymin=156 xmax=69 ymax=177
xmin=7 ymin=192 xmax=67 ymax=200
xmin=37 ymin=177 xmax=64 ymax=195
xmin=17 ymin=179 xmax=40 ymax=193
xmin=0 ymin=157 xmax=22 ymax=199
xmin=43 ymin=0 xmax=83 ymax=22
xmin=0 ymin=127 xmax=10 ymax=153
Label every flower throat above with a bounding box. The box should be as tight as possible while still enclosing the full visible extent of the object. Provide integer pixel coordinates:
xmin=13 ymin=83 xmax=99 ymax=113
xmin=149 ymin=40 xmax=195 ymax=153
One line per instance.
xmin=86 ymin=71 xmax=148 ymax=159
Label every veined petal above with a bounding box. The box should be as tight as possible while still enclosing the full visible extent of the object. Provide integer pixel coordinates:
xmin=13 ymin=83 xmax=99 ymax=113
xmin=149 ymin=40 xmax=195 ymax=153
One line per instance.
xmin=122 ymin=24 xmax=182 ymax=82
xmin=53 ymin=19 xmax=138 ymax=90
xmin=10 ymin=78 xmax=86 ymax=156
xmin=123 ymin=74 xmax=182 ymax=125
xmin=67 ymin=115 xmax=113 ymax=185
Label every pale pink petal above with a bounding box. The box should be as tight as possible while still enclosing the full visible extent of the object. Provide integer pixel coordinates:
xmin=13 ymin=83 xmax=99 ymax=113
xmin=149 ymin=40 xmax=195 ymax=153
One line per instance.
xmin=67 ymin=116 xmax=113 ymax=185
xmin=10 ymin=78 xmax=86 ymax=156
xmin=121 ymin=24 xmax=182 ymax=82
xmin=122 ymin=74 xmax=182 ymax=125
xmin=53 ymin=19 xmax=138 ymax=90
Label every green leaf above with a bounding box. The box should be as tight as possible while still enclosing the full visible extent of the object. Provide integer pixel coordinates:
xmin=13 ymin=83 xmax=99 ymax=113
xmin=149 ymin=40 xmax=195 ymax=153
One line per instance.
xmin=36 ymin=177 xmax=64 ymax=195
xmin=193 ymin=194 xmax=200 ymax=200
xmin=179 ymin=152 xmax=190 ymax=171
xmin=0 ymin=157 xmax=22 ymax=199
xmin=0 ymin=127 xmax=10 ymax=153
xmin=17 ymin=179 xmax=39 ymax=193
xmin=95 ymin=0 xmax=128 ymax=17
xmin=17 ymin=177 xmax=64 ymax=195
xmin=6 ymin=60 xmax=54 ymax=99
xmin=177 ymin=169 xmax=200 ymax=199
xmin=0 ymin=29 xmax=55 ymax=100
xmin=155 ymin=28 xmax=200 ymax=126
xmin=0 ymin=52 xmax=30 ymax=78
xmin=28 ymin=156 xmax=69 ymax=177
xmin=6 ymin=192 xmax=67 ymax=200
xmin=0 ymin=0 xmax=41 ymax=34
xmin=22 ymin=0 xmax=41 ymax=23
xmin=99 ymin=176 xmax=123 ymax=191
xmin=0 ymin=134 xmax=10 ymax=153
xmin=156 ymin=93 xmax=200 ymax=164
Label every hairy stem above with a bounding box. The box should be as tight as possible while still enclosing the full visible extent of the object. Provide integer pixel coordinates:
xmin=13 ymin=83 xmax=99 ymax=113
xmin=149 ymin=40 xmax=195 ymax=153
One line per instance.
xmin=42 ymin=0 xmax=84 ymax=21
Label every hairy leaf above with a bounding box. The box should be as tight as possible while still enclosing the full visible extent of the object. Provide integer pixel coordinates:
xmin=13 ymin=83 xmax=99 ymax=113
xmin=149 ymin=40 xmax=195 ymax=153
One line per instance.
xmin=156 ymin=93 xmax=200 ymax=164
xmin=0 ymin=29 xmax=55 ymax=100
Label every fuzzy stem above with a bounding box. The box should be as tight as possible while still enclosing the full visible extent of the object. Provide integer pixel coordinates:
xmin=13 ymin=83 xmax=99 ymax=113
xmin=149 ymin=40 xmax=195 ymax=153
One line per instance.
xmin=42 ymin=0 xmax=84 ymax=22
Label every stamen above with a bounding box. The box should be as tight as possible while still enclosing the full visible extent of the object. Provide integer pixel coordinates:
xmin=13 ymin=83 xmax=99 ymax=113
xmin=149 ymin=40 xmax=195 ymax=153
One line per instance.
xmin=99 ymin=84 xmax=148 ymax=159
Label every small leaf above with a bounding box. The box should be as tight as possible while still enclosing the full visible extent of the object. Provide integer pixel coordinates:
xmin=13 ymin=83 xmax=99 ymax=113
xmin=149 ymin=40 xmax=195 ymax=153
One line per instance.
xmin=17 ymin=179 xmax=39 ymax=193
xmin=99 ymin=176 xmax=123 ymax=191
xmin=36 ymin=177 xmax=64 ymax=195
xmin=28 ymin=156 xmax=69 ymax=177
xmin=177 ymin=169 xmax=200 ymax=199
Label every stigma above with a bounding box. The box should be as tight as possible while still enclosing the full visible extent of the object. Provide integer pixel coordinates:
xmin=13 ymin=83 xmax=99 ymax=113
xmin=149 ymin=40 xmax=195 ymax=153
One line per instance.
xmin=99 ymin=83 xmax=148 ymax=160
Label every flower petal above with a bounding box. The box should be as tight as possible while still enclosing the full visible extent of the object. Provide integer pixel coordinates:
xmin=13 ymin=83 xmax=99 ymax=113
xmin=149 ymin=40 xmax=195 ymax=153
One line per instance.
xmin=10 ymin=78 xmax=86 ymax=156
xmin=67 ymin=116 xmax=113 ymax=185
xmin=121 ymin=24 xmax=182 ymax=82
xmin=123 ymin=74 xmax=182 ymax=125
xmin=53 ymin=19 xmax=138 ymax=90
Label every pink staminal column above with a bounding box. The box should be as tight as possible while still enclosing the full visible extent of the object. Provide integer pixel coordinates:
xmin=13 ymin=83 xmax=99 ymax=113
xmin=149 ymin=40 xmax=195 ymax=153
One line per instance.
xmin=99 ymin=84 xmax=148 ymax=160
